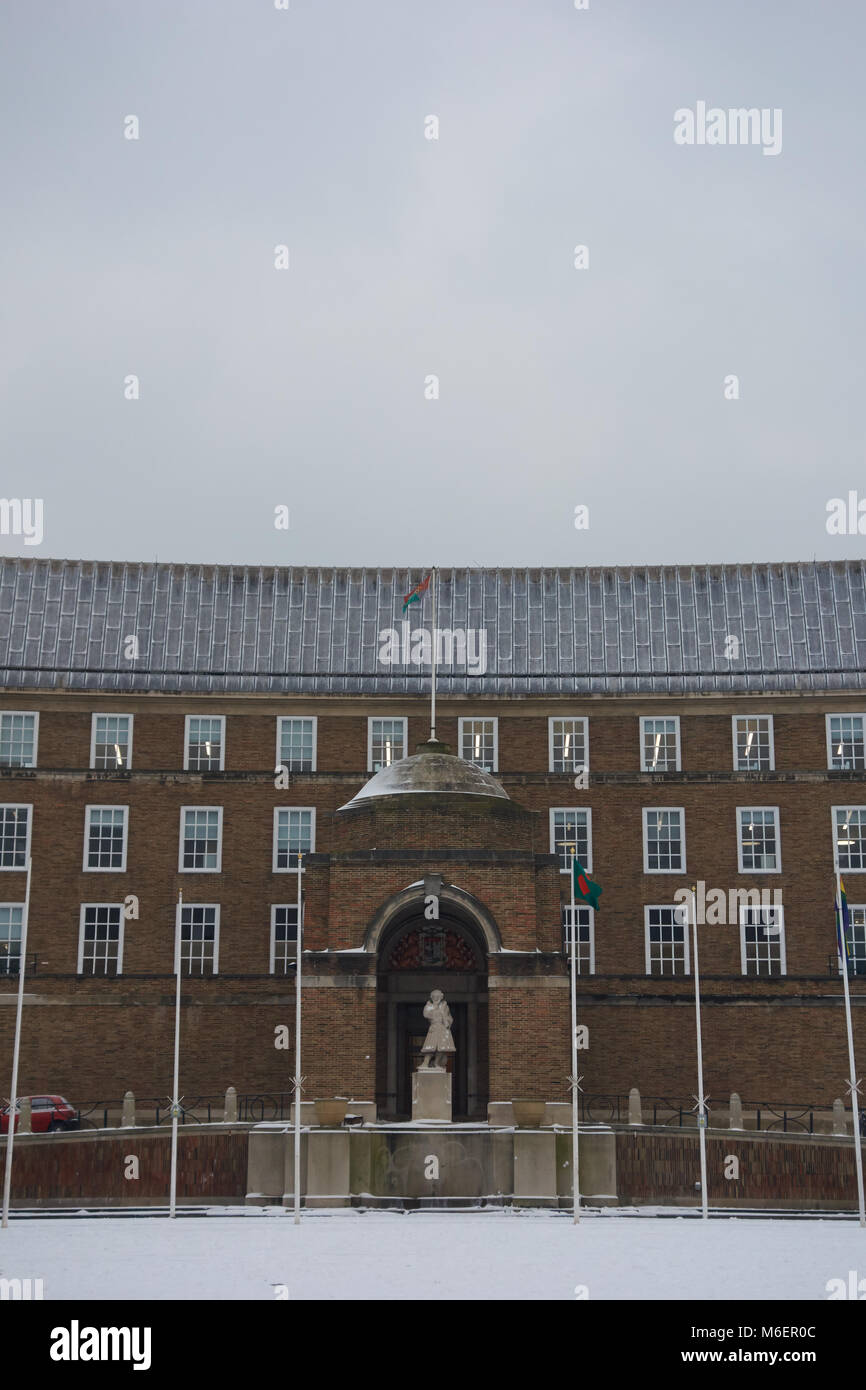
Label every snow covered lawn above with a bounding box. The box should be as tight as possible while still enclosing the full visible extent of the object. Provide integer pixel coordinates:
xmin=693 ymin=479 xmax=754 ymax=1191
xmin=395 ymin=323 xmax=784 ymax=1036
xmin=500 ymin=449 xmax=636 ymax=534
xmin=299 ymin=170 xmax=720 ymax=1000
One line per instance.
xmin=0 ymin=1209 xmax=862 ymax=1300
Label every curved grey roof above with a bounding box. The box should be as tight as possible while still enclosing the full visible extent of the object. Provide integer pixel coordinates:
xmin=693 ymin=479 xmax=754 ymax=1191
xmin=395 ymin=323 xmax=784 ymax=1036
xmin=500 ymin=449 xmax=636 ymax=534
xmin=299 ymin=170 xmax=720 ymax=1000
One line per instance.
xmin=0 ymin=558 xmax=864 ymax=695
xmin=339 ymin=745 xmax=510 ymax=810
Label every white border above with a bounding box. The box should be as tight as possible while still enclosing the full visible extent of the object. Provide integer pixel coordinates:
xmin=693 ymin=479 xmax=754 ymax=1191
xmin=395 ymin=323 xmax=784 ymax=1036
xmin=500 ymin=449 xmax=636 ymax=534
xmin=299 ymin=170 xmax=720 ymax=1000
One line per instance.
xmin=739 ymin=903 xmax=786 ymax=976
xmin=832 ymin=805 xmax=866 ymax=873
xmin=642 ymin=806 xmax=686 ymax=874
xmin=736 ymin=805 xmax=781 ymax=873
xmin=0 ymin=711 xmax=39 ymax=769
xmin=270 ymin=903 xmax=300 ymax=974
xmin=183 ymin=714 xmax=226 ymax=772
xmin=0 ymin=901 xmax=24 ymax=972
xmin=458 ymin=716 xmax=499 ymax=772
xmin=272 ymin=806 xmax=316 ymax=872
xmin=90 ymin=713 xmax=134 ymax=771
xmin=0 ymin=804 xmax=32 ymax=871
xmin=178 ymin=805 xmax=223 ymax=873
xmin=644 ymin=904 xmax=691 ymax=976
xmin=640 ymin=715 xmax=681 ymax=773
xmin=367 ymin=717 xmax=408 ymax=773
xmin=731 ymin=713 xmax=775 ymax=772
xmin=276 ymin=716 xmax=317 ymax=773
xmin=562 ymin=903 xmax=595 ymax=975
xmin=78 ymin=903 xmax=125 ymax=974
xmin=826 ymin=713 xmax=866 ymax=771
xmin=549 ymin=807 xmax=593 ymax=874
xmin=83 ymin=804 xmax=129 ymax=872
xmin=548 ymin=716 xmax=589 ymax=774
xmin=174 ymin=901 xmax=220 ymax=975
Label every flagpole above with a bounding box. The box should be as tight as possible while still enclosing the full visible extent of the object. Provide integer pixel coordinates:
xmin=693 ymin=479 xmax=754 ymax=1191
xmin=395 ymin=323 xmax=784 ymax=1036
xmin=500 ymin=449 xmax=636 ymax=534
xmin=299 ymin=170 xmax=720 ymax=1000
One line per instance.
xmin=293 ymin=852 xmax=304 ymax=1225
xmin=834 ymin=864 xmax=866 ymax=1227
xmin=2 ymin=855 xmax=32 ymax=1230
xmin=430 ymin=567 xmax=437 ymax=741
xmin=691 ymin=884 xmax=708 ymax=1220
xmin=570 ymin=848 xmax=580 ymax=1224
xmin=169 ymin=890 xmax=182 ymax=1219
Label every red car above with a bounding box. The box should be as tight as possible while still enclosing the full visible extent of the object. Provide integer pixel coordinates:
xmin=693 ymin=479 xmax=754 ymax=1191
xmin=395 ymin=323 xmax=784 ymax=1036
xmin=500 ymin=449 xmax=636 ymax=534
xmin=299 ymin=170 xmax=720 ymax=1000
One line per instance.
xmin=0 ymin=1096 xmax=78 ymax=1133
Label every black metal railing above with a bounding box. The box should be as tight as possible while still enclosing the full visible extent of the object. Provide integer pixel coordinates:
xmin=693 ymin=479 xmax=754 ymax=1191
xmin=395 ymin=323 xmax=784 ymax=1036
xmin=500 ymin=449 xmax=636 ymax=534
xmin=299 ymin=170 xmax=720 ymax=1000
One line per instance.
xmin=827 ymin=954 xmax=866 ymax=977
xmin=0 ymin=954 xmax=38 ymax=977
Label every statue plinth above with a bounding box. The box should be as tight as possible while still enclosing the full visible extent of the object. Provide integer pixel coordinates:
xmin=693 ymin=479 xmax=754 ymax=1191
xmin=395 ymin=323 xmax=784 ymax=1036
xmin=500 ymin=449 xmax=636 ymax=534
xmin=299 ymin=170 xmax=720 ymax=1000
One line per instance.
xmin=412 ymin=1068 xmax=452 ymax=1123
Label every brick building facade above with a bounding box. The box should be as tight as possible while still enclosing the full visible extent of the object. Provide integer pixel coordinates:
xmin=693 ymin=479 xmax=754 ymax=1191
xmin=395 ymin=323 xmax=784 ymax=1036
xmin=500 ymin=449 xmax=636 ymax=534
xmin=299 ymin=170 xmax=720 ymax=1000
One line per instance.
xmin=0 ymin=558 xmax=865 ymax=1119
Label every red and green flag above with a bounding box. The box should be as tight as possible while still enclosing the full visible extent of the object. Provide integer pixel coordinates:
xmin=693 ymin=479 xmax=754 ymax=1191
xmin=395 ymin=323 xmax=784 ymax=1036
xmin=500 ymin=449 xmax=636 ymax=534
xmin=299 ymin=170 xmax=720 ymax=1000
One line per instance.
xmin=573 ymin=857 xmax=602 ymax=911
xmin=836 ymin=878 xmax=851 ymax=963
xmin=402 ymin=574 xmax=430 ymax=613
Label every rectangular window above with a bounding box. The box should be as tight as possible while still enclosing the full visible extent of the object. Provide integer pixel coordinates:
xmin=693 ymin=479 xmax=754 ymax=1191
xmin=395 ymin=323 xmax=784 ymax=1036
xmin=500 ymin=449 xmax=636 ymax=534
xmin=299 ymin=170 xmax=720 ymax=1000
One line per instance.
xmin=179 ymin=807 xmax=223 ymax=872
xmin=458 ymin=718 xmax=498 ymax=772
xmin=640 ymin=717 xmax=680 ymax=773
xmin=176 ymin=904 xmax=219 ymax=976
xmin=562 ymin=905 xmax=594 ymax=974
xmin=842 ymin=907 xmax=866 ymax=976
xmin=368 ymin=718 xmax=407 ymax=772
xmin=91 ymin=714 xmax=133 ymax=770
xmin=550 ymin=808 xmax=591 ymax=873
xmin=732 ymin=715 xmax=774 ymax=772
xmin=273 ymin=808 xmax=315 ymax=870
xmin=737 ymin=807 xmax=780 ymax=872
xmin=0 ymin=904 xmax=23 ymax=976
xmin=643 ymin=808 xmax=685 ymax=873
xmin=827 ymin=715 xmax=866 ymax=771
xmin=833 ymin=807 xmax=866 ymax=871
xmin=645 ymin=905 xmax=689 ymax=976
xmin=0 ymin=806 xmax=31 ymax=870
xmin=549 ymin=718 xmax=589 ymax=774
xmin=184 ymin=716 xmax=225 ymax=772
xmin=277 ymin=717 xmax=316 ymax=773
xmin=271 ymin=904 xmax=299 ymax=974
xmin=84 ymin=806 xmax=128 ymax=871
xmin=78 ymin=904 xmax=123 ymax=976
xmin=0 ymin=713 xmax=38 ymax=768
xmin=740 ymin=905 xmax=785 ymax=976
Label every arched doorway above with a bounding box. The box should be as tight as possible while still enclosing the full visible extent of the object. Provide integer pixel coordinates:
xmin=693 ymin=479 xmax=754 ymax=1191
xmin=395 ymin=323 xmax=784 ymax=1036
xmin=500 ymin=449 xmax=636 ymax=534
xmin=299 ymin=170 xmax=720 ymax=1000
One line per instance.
xmin=374 ymin=899 xmax=489 ymax=1121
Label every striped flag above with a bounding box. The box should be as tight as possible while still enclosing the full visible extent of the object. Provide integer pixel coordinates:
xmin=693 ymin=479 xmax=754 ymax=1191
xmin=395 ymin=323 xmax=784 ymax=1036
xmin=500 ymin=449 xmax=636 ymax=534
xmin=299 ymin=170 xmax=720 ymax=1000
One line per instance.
xmin=402 ymin=574 xmax=430 ymax=613
xmin=836 ymin=878 xmax=851 ymax=963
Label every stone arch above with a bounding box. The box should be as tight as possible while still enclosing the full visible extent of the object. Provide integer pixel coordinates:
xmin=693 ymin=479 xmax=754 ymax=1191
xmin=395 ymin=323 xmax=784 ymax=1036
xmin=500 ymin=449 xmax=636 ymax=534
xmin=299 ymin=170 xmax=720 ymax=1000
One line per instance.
xmin=363 ymin=881 xmax=502 ymax=956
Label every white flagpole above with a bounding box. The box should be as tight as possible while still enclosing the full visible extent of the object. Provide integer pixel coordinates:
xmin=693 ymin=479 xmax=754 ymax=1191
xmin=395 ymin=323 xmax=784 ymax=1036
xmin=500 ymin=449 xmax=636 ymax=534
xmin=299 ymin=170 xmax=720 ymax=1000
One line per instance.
xmin=169 ymin=890 xmax=182 ymax=1219
xmin=293 ymin=852 xmax=304 ymax=1225
xmin=691 ymin=884 xmax=708 ymax=1220
xmin=570 ymin=848 xmax=580 ymax=1224
xmin=2 ymin=855 xmax=32 ymax=1230
xmin=834 ymin=865 xmax=866 ymax=1227
xmin=430 ymin=568 xmax=437 ymax=741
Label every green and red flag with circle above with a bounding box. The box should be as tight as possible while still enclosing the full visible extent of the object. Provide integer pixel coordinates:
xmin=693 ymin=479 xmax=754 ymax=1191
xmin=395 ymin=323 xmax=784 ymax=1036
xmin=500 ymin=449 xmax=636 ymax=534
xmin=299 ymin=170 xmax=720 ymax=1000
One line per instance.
xmin=403 ymin=574 xmax=431 ymax=613
xmin=573 ymin=857 xmax=602 ymax=910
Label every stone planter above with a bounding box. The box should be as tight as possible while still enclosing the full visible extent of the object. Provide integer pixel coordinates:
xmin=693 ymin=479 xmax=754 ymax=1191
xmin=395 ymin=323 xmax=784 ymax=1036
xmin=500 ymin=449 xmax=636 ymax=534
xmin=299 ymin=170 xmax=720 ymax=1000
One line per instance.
xmin=511 ymin=1100 xmax=546 ymax=1129
xmin=314 ymin=1098 xmax=349 ymax=1127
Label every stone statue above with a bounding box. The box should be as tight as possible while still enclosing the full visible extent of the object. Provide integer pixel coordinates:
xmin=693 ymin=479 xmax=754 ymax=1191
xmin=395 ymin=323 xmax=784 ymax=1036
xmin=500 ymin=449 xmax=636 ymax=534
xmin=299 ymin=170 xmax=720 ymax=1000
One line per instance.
xmin=418 ymin=989 xmax=456 ymax=1070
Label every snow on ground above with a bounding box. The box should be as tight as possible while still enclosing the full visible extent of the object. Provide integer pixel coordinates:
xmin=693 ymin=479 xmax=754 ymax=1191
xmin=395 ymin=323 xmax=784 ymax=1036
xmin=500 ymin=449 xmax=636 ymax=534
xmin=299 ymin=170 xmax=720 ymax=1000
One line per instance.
xmin=0 ymin=1209 xmax=862 ymax=1300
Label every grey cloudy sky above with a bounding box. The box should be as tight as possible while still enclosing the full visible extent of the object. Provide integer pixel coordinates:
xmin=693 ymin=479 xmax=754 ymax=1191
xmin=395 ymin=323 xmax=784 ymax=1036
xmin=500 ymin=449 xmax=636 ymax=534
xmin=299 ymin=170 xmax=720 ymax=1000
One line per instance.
xmin=1 ymin=0 xmax=863 ymax=568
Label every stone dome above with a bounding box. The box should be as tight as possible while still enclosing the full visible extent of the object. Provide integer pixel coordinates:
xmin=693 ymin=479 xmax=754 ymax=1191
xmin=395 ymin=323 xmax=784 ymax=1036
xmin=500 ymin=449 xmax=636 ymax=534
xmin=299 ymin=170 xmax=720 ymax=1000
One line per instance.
xmin=338 ymin=738 xmax=509 ymax=810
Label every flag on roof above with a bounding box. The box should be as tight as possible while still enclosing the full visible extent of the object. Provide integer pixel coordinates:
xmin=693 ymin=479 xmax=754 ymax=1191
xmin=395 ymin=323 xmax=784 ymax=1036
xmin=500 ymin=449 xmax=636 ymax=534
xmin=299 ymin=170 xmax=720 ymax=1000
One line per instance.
xmin=402 ymin=574 xmax=431 ymax=613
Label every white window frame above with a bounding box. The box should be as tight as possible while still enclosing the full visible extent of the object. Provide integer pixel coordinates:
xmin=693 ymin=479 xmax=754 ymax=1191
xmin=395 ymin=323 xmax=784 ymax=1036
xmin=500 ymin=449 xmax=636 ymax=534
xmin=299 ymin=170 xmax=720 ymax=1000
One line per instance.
xmin=0 ymin=712 xmax=39 ymax=769
xmin=644 ymin=904 xmax=691 ymax=976
xmin=178 ymin=806 xmax=223 ymax=873
xmin=458 ymin=717 xmax=499 ymax=772
xmin=83 ymin=804 xmax=129 ymax=873
xmin=275 ymin=716 xmax=317 ymax=773
xmin=183 ymin=715 xmax=226 ymax=772
xmin=736 ymin=806 xmax=781 ymax=873
xmin=739 ymin=904 xmax=786 ymax=976
xmin=78 ymin=903 xmax=125 ymax=975
xmin=841 ymin=905 xmax=866 ymax=975
xmin=562 ymin=903 xmax=595 ymax=974
xmin=174 ymin=902 xmax=220 ymax=975
xmin=642 ymin=807 xmax=686 ymax=874
xmin=548 ymin=717 xmax=590 ymax=775
xmin=0 ymin=805 xmax=32 ymax=871
xmin=272 ymin=807 xmax=316 ymax=872
xmin=270 ymin=903 xmax=300 ymax=975
xmin=90 ymin=713 xmax=134 ymax=771
xmin=731 ymin=714 xmax=775 ymax=772
xmin=832 ymin=806 xmax=866 ymax=873
xmin=549 ymin=808 xmax=593 ymax=874
xmin=367 ymin=717 xmax=408 ymax=773
xmin=0 ymin=902 xmax=24 ymax=976
xmin=826 ymin=714 xmax=866 ymax=771
xmin=640 ymin=716 xmax=681 ymax=773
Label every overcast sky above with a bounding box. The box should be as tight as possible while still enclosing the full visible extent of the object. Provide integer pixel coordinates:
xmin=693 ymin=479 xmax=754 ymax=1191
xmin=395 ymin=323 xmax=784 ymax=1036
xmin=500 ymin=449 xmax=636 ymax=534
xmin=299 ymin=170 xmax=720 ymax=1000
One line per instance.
xmin=1 ymin=0 xmax=863 ymax=569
